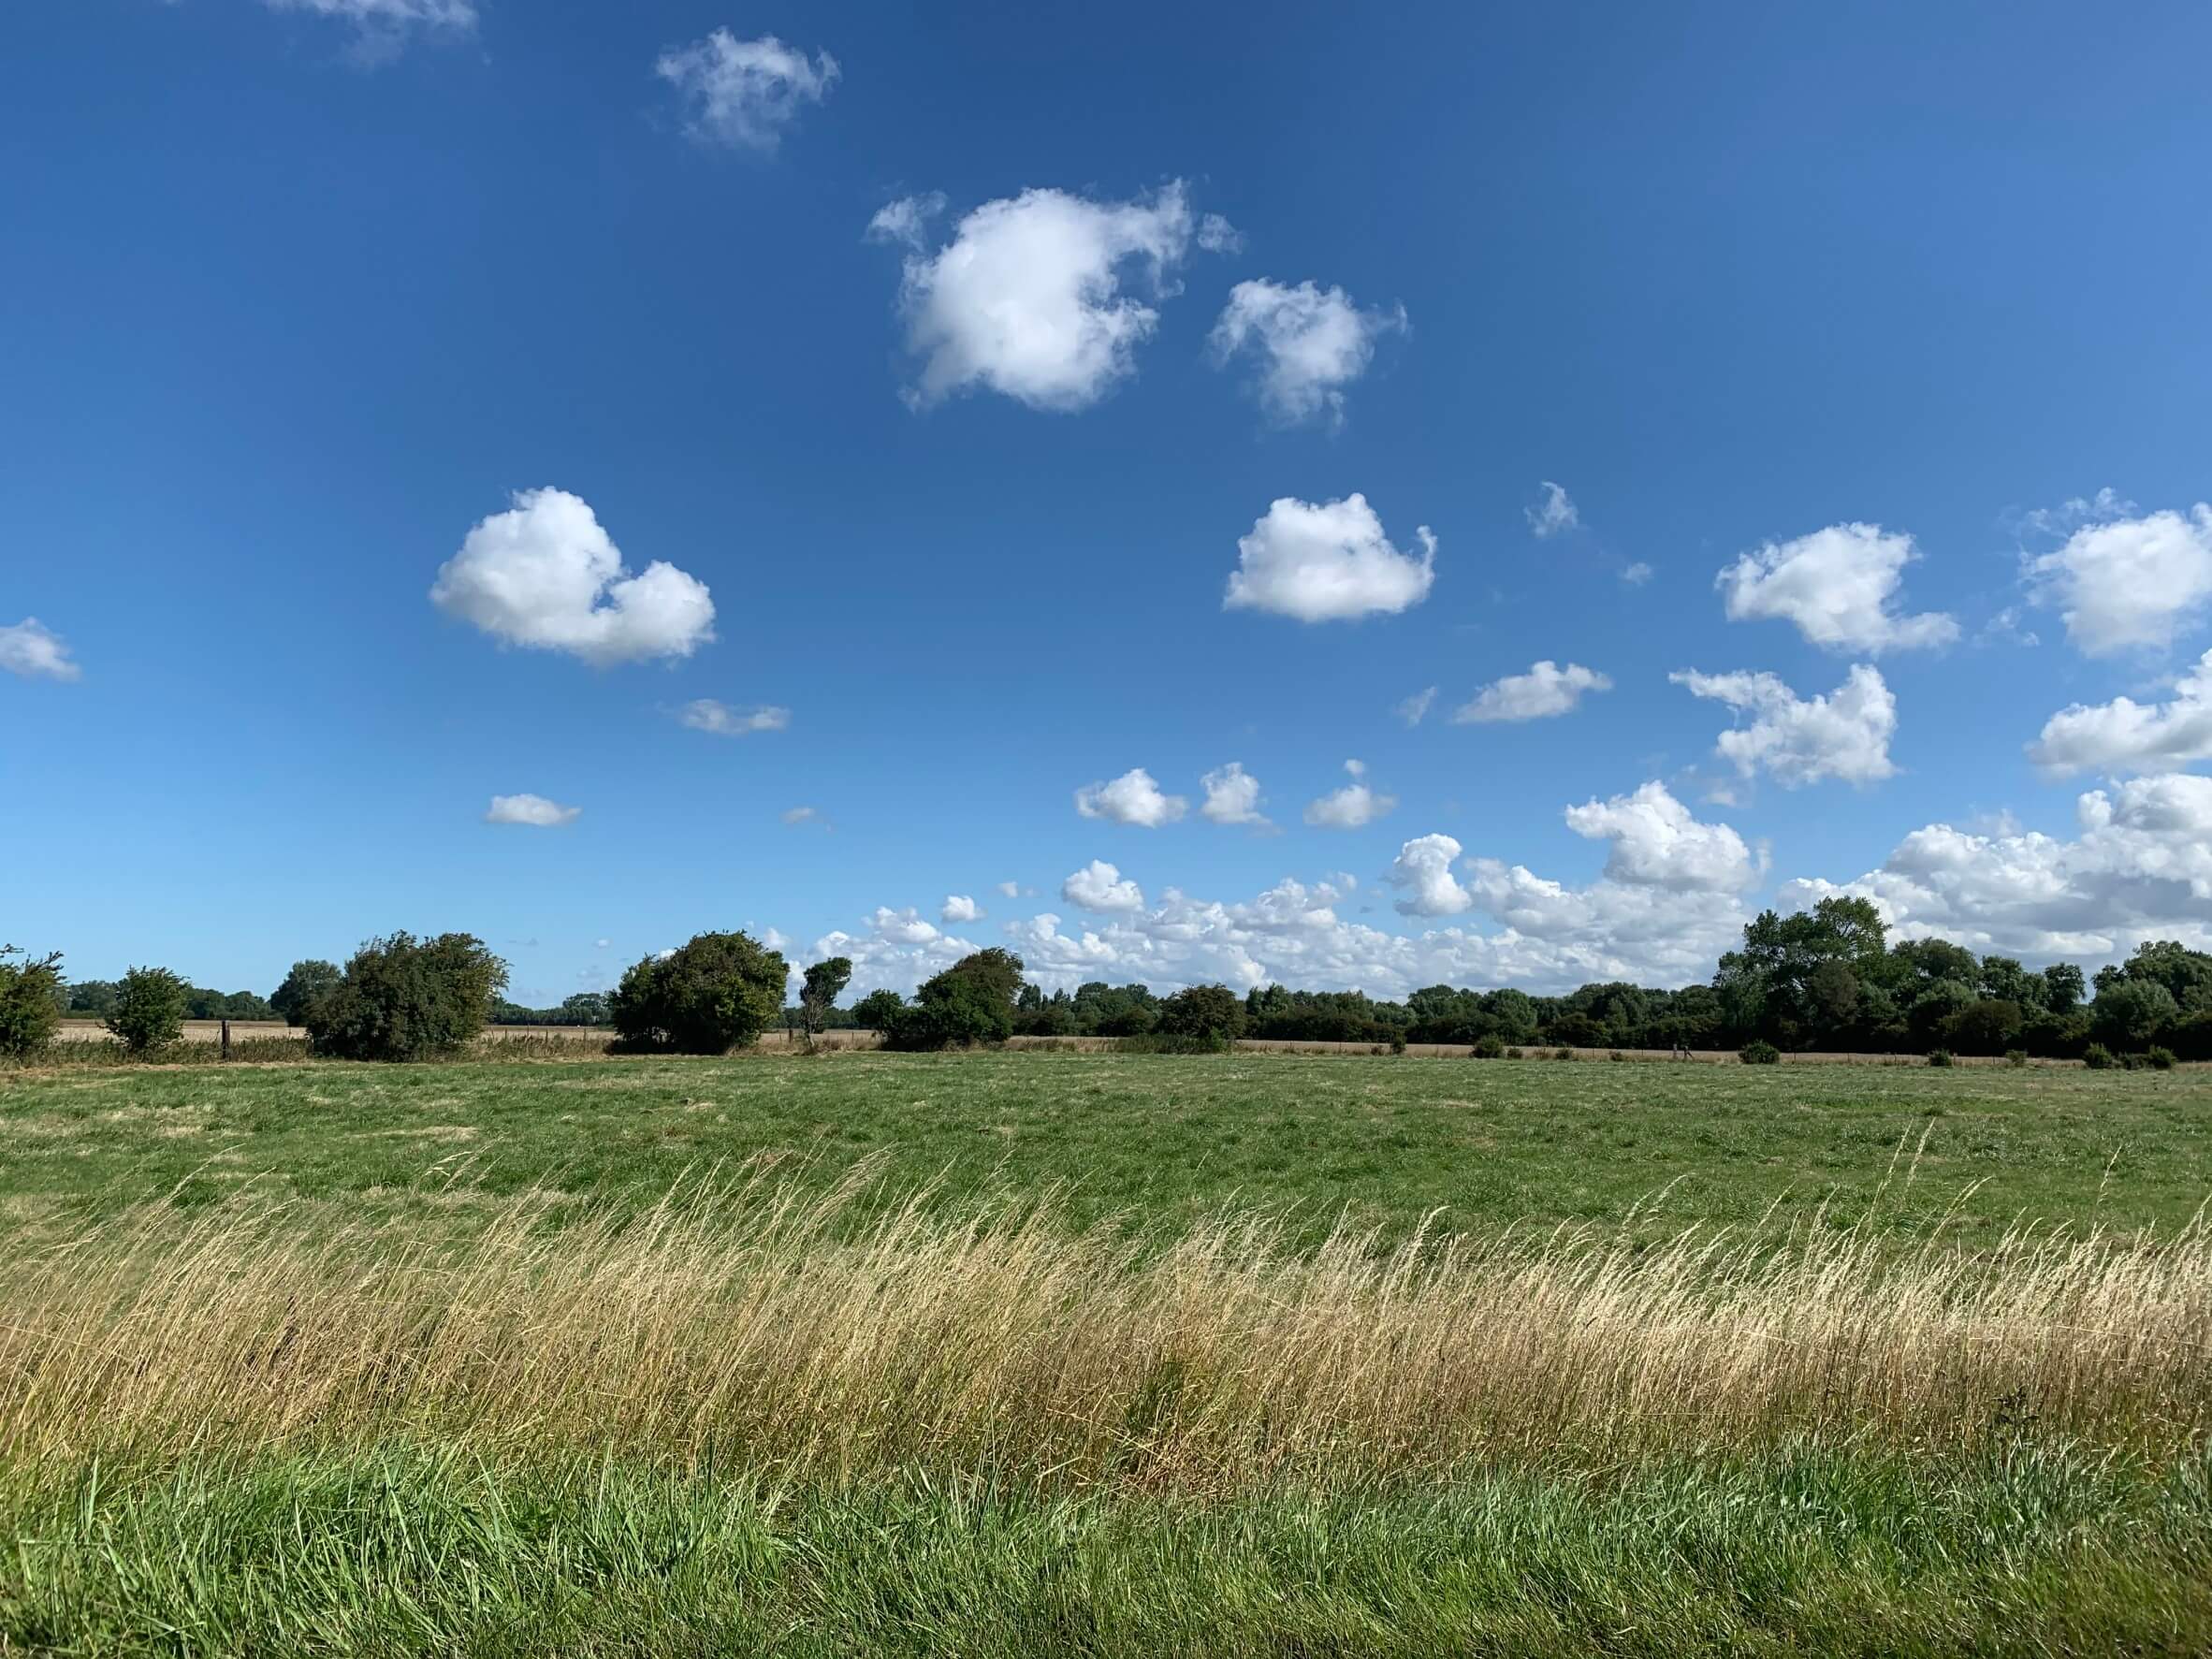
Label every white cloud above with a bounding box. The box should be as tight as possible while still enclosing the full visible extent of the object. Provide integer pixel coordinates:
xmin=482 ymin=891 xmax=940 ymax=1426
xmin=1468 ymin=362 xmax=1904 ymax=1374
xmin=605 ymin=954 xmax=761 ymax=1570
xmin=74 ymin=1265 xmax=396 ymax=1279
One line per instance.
xmin=1304 ymin=759 xmax=1396 ymax=828
xmin=1781 ymin=774 xmax=2212 ymax=961
xmin=678 ymin=700 xmax=789 ymax=736
xmin=1526 ymin=481 xmax=1579 ymax=539
xmin=1451 ymin=660 xmax=1611 ymax=724
xmin=429 ymin=489 xmax=716 ymax=667
xmin=1621 ymin=561 xmax=1653 ymax=587
xmin=1225 ymin=494 xmax=1436 ymax=623
xmin=997 ymin=880 xmax=1022 ymax=899
xmin=1671 ymin=663 xmax=1898 ymax=787
xmin=1062 ymin=859 xmax=1145 ymax=913
xmin=261 ymin=0 xmax=473 ymax=61
xmin=1206 ymin=279 xmax=1406 ymax=427
xmin=1074 ymin=766 xmax=1186 ymax=827
xmin=940 ymin=895 xmax=984 ymax=924
xmin=1388 ymin=834 xmax=1472 ymax=916
xmin=815 ymin=908 xmax=980 ymax=997
xmin=486 ymin=793 xmax=580 ymax=827
xmin=1395 ymin=686 xmax=1438 ymax=727
xmin=2021 ymin=501 xmax=2212 ymax=657
xmin=2029 ymin=649 xmax=2212 ymax=776
xmin=1200 ymin=762 xmax=1269 ymax=826
xmin=656 ymin=28 xmax=838 ymax=150
xmin=0 ymin=618 xmax=80 ymax=681
xmin=781 ymin=806 xmax=821 ymax=826
xmin=864 ymin=192 xmax=944 ymax=251
xmin=1716 ymin=523 xmax=1957 ymax=654
xmin=876 ymin=182 xmax=1208 ymax=411
xmin=1563 ymin=781 xmax=1762 ymax=892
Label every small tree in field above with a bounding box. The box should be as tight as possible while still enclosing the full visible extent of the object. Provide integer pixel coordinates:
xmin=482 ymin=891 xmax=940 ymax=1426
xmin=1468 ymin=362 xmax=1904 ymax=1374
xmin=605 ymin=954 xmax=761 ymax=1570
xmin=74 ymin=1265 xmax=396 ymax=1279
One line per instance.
xmin=306 ymin=934 xmax=507 ymax=1062
xmin=1157 ymin=983 xmax=1246 ymax=1049
xmin=0 ymin=946 xmax=65 ymax=1059
xmin=610 ymin=931 xmax=788 ymax=1054
xmin=269 ymin=959 xmax=342 ymax=1027
xmin=851 ymin=988 xmax=905 ymax=1033
xmin=883 ymin=949 xmax=1026 ymax=1050
xmin=107 ymin=966 xmax=189 ymax=1054
xmin=797 ymin=956 xmax=852 ymax=1051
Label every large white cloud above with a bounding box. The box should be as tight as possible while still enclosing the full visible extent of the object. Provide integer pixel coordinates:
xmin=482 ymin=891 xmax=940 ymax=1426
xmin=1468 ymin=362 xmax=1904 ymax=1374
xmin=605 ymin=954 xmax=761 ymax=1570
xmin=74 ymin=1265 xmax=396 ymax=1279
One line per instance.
xmin=1670 ymin=663 xmax=1899 ymax=786
xmin=1075 ymin=767 xmax=1186 ymax=827
xmin=1225 ymin=494 xmax=1436 ymax=623
xmin=656 ymin=28 xmax=838 ymax=151
xmin=1062 ymin=859 xmax=1146 ymax=913
xmin=2030 ymin=650 xmax=2212 ymax=776
xmin=1388 ymin=834 xmax=1472 ymax=917
xmin=1562 ymin=781 xmax=1762 ymax=892
xmin=940 ymin=895 xmax=984 ymax=924
xmin=1200 ymin=763 xmax=1268 ymax=826
xmin=815 ymin=908 xmax=980 ymax=997
xmin=1206 ymin=279 xmax=1406 ymax=427
xmin=0 ymin=618 xmax=80 ymax=682
xmin=1780 ymin=775 xmax=2212 ymax=960
xmin=1304 ymin=760 xmax=1396 ymax=828
xmin=2021 ymin=501 xmax=2212 ymax=657
xmin=873 ymin=182 xmax=1208 ymax=411
xmin=430 ymin=489 xmax=716 ymax=667
xmin=1451 ymin=660 xmax=1610 ymax=724
xmin=485 ymin=793 xmax=580 ymax=827
xmin=1716 ymin=523 xmax=1957 ymax=654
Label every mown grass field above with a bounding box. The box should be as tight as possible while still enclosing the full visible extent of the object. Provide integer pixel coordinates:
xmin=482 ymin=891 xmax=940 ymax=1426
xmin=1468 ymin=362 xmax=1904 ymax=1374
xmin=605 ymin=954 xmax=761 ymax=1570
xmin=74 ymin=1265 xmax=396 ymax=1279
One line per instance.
xmin=2 ymin=1050 xmax=2210 ymax=1654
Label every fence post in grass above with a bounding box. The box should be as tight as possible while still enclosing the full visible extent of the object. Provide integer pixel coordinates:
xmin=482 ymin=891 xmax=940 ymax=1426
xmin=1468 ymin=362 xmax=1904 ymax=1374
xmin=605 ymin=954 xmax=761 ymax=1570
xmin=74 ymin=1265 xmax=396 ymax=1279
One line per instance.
xmin=220 ymin=1017 xmax=231 ymax=1060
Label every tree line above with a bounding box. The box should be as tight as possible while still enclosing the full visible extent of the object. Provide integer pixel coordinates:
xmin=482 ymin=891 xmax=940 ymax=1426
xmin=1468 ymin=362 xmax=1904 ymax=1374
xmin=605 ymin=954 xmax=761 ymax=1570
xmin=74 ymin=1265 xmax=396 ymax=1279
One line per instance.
xmin=5 ymin=896 xmax=2209 ymax=1063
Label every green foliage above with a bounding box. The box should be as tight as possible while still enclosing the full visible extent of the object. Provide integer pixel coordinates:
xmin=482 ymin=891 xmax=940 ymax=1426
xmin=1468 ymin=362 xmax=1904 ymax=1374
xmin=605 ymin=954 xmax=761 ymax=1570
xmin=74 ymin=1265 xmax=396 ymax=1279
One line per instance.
xmin=2147 ymin=1045 xmax=2177 ymax=1071
xmin=797 ymin=956 xmax=854 ymax=1048
xmin=1471 ymin=1033 xmax=1506 ymax=1059
xmin=851 ymin=989 xmax=906 ymax=1033
xmin=882 ymin=950 xmax=1026 ymax=1051
xmin=1158 ymin=983 xmax=1246 ymax=1046
xmin=2006 ymin=1050 xmax=2029 ymax=1068
xmin=1071 ymin=981 xmax=1160 ymax=1038
xmin=1550 ymin=1046 xmax=1575 ymax=1061
xmin=609 ymin=933 xmax=787 ymax=1055
xmin=2090 ymin=979 xmax=2178 ymax=1050
xmin=105 ymin=967 xmax=189 ymax=1054
xmin=269 ymin=959 xmax=342 ymax=1027
xmin=2083 ymin=1044 xmax=2116 ymax=1070
xmin=1739 ymin=1041 xmax=1781 ymax=1066
xmin=1943 ymin=997 xmax=2022 ymax=1055
xmin=0 ymin=946 xmax=65 ymax=1058
xmin=306 ymin=934 xmax=508 ymax=1062
xmin=1926 ymin=1049 xmax=1955 ymax=1069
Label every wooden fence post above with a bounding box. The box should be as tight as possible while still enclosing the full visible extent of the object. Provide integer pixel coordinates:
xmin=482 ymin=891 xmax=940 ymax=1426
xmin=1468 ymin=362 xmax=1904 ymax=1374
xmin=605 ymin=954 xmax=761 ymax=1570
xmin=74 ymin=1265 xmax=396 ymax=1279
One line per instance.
xmin=220 ymin=1018 xmax=231 ymax=1060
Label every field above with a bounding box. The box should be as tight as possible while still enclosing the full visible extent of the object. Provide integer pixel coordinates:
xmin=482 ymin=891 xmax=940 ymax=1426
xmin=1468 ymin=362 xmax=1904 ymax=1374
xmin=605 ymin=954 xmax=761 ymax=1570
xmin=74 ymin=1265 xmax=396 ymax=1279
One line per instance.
xmin=2 ymin=1050 xmax=2210 ymax=1653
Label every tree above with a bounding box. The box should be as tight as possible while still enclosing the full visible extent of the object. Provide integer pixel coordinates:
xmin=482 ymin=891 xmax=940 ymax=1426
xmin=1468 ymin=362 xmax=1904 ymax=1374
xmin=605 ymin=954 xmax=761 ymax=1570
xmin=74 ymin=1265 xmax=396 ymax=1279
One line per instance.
xmin=609 ymin=932 xmax=788 ymax=1055
xmin=306 ymin=933 xmax=508 ymax=1062
xmin=883 ymin=949 xmax=1026 ymax=1050
xmin=797 ymin=956 xmax=853 ymax=1051
xmin=0 ymin=946 xmax=64 ymax=1058
xmin=1158 ymin=983 xmax=1246 ymax=1047
xmin=1946 ymin=997 xmax=2024 ymax=1055
xmin=2090 ymin=979 xmax=2178 ymax=1052
xmin=558 ymin=991 xmax=610 ymax=1026
xmin=851 ymin=988 xmax=906 ymax=1033
xmin=106 ymin=966 xmax=189 ymax=1054
xmin=269 ymin=960 xmax=341 ymax=1026
xmin=2117 ymin=940 xmax=2212 ymax=1008
xmin=65 ymin=979 xmax=120 ymax=1018
xmin=2041 ymin=962 xmax=2086 ymax=1015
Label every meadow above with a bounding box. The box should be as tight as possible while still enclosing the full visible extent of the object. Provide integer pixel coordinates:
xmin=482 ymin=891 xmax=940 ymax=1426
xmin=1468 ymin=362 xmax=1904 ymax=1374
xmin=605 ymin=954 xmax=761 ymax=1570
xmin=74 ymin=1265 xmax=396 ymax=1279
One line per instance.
xmin=2 ymin=1050 xmax=2210 ymax=1653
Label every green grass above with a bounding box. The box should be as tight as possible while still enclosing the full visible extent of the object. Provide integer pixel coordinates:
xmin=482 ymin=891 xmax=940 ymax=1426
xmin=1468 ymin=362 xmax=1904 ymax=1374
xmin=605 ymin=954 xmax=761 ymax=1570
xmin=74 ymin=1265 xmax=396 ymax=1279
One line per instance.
xmin=7 ymin=1444 xmax=2210 ymax=1657
xmin=1 ymin=1050 xmax=2207 ymax=1250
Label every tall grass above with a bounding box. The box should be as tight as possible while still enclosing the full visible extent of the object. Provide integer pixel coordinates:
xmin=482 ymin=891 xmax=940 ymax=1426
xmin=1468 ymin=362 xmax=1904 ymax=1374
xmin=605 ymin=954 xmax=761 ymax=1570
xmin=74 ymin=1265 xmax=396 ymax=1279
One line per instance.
xmin=4 ymin=1164 xmax=2208 ymax=1486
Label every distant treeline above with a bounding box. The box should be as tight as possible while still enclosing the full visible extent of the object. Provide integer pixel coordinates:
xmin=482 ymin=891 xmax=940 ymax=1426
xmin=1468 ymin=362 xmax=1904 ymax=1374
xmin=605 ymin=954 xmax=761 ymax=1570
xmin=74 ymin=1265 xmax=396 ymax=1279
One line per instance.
xmin=60 ymin=980 xmax=275 ymax=1023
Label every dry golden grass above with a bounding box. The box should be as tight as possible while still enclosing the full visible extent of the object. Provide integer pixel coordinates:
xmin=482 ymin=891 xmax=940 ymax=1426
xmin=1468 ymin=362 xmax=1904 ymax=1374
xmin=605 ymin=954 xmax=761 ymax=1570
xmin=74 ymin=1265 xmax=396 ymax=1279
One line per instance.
xmin=3 ymin=1160 xmax=2207 ymax=1491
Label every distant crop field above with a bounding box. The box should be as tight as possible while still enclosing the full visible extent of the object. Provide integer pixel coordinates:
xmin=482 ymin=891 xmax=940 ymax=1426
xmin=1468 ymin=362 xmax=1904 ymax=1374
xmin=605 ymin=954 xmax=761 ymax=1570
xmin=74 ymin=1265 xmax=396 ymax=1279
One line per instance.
xmin=3 ymin=1051 xmax=2208 ymax=1653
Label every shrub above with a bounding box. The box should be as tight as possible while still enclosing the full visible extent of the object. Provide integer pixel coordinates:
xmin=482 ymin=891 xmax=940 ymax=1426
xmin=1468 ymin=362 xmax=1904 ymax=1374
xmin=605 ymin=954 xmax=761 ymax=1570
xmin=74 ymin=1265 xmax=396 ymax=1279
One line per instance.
xmin=1505 ymin=1046 xmax=1524 ymax=1060
xmin=1471 ymin=1033 xmax=1505 ymax=1059
xmin=609 ymin=932 xmax=786 ymax=1055
xmin=0 ymin=946 xmax=64 ymax=1059
xmin=1926 ymin=1048 xmax=1955 ymax=1069
xmin=2147 ymin=1045 xmax=2177 ymax=1071
xmin=851 ymin=989 xmax=905 ymax=1033
xmin=1157 ymin=983 xmax=1247 ymax=1047
xmin=1114 ymin=1032 xmax=1232 ymax=1055
xmin=1739 ymin=1040 xmax=1781 ymax=1066
xmin=883 ymin=950 xmax=1026 ymax=1052
xmin=269 ymin=959 xmax=342 ymax=1027
xmin=2005 ymin=1049 xmax=2029 ymax=1068
xmin=106 ymin=967 xmax=189 ymax=1054
xmin=307 ymin=933 xmax=508 ymax=1062
xmin=1609 ymin=1050 xmax=1627 ymax=1063
xmin=2082 ymin=1043 xmax=2116 ymax=1070
xmin=1551 ymin=1046 xmax=1575 ymax=1061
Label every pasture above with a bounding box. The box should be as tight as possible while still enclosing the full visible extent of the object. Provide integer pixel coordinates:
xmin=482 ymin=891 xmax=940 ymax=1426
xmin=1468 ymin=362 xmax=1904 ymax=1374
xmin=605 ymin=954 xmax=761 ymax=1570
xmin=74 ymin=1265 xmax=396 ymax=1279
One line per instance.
xmin=3 ymin=1050 xmax=2210 ymax=1653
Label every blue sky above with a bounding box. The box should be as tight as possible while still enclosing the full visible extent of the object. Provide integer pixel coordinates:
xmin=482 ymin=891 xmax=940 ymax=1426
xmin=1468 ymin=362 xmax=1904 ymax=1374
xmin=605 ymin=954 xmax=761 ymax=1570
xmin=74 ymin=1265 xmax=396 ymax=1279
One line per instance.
xmin=6 ymin=0 xmax=2212 ymax=1005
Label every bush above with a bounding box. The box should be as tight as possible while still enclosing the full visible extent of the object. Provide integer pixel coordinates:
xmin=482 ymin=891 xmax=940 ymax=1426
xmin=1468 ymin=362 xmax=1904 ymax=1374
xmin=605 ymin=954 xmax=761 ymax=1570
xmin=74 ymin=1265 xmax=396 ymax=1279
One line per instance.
xmin=1505 ymin=1046 xmax=1524 ymax=1060
xmin=307 ymin=933 xmax=508 ymax=1062
xmin=851 ymin=989 xmax=905 ymax=1033
xmin=0 ymin=946 xmax=64 ymax=1059
xmin=1116 ymin=1032 xmax=1234 ymax=1055
xmin=269 ymin=959 xmax=342 ymax=1027
xmin=2147 ymin=1045 xmax=2177 ymax=1071
xmin=2005 ymin=1049 xmax=2029 ymax=1068
xmin=1551 ymin=1046 xmax=1575 ymax=1061
xmin=1471 ymin=1033 xmax=1505 ymax=1059
xmin=106 ymin=967 xmax=189 ymax=1054
xmin=609 ymin=932 xmax=786 ymax=1055
xmin=1739 ymin=1040 xmax=1781 ymax=1066
xmin=1609 ymin=1050 xmax=1627 ymax=1063
xmin=1926 ymin=1048 xmax=1955 ymax=1069
xmin=1157 ymin=983 xmax=1246 ymax=1047
xmin=2083 ymin=1043 xmax=2116 ymax=1070
xmin=882 ymin=950 xmax=1026 ymax=1052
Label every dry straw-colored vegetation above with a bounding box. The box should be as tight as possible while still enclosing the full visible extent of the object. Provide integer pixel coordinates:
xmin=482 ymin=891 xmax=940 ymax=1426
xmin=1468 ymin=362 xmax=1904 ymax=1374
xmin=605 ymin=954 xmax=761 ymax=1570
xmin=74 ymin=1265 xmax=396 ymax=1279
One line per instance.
xmin=5 ymin=1157 xmax=2208 ymax=1490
